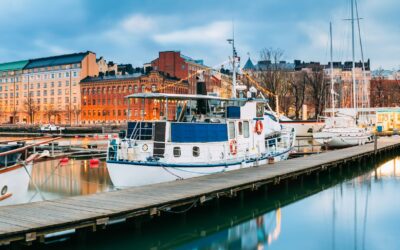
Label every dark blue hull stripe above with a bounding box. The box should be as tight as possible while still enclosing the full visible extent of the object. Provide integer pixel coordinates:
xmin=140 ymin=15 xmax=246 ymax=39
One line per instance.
xmin=106 ymin=148 xmax=293 ymax=168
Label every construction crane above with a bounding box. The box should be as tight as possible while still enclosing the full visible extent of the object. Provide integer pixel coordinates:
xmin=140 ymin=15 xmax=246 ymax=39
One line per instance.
xmin=242 ymin=71 xmax=280 ymax=114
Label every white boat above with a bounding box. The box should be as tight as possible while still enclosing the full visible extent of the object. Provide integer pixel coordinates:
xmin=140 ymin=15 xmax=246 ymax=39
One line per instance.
xmin=106 ymin=93 xmax=295 ymax=188
xmin=0 ymin=143 xmax=33 ymax=206
xmin=40 ymin=124 xmax=65 ymax=132
xmin=313 ymin=18 xmax=373 ymax=148
xmin=313 ymin=115 xmax=373 ymax=148
xmin=279 ymin=119 xmax=324 ymax=137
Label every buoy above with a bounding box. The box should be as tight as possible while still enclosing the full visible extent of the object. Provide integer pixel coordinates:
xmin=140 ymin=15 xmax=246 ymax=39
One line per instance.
xmin=89 ymin=158 xmax=100 ymax=169
xmin=59 ymin=157 xmax=69 ymax=166
xmin=104 ymin=134 xmax=109 ymax=139
xmin=94 ymin=134 xmax=99 ymax=139
xmin=89 ymin=158 xmax=100 ymax=164
xmin=113 ymin=134 xmax=118 ymax=138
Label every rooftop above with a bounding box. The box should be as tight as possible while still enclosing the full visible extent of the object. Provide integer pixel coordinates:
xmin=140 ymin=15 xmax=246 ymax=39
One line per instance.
xmin=0 ymin=60 xmax=29 ymax=72
xmin=24 ymin=51 xmax=92 ymax=69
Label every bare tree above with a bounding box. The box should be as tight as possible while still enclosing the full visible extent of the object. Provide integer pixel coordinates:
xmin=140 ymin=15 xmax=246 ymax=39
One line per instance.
xmin=307 ymin=66 xmax=327 ymax=118
xmin=370 ymin=68 xmax=386 ymax=107
xmin=44 ymin=105 xmax=61 ymax=123
xmin=24 ymin=95 xmax=39 ymax=124
xmin=73 ymin=106 xmax=81 ymax=125
xmin=289 ymin=71 xmax=308 ymax=119
xmin=257 ymin=48 xmax=290 ymax=112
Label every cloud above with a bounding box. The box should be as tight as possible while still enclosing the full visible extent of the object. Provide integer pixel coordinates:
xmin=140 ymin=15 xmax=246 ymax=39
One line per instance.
xmin=121 ymin=14 xmax=156 ymax=33
xmin=33 ymin=39 xmax=72 ymax=56
xmin=153 ymin=21 xmax=231 ymax=46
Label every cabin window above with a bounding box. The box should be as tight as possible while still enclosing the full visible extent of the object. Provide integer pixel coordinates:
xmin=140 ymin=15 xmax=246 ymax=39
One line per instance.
xmin=193 ymin=146 xmax=200 ymax=157
xmin=243 ymin=121 xmax=250 ymax=138
xmin=238 ymin=122 xmax=243 ymax=135
xmin=229 ymin=122 xmax=235 ymax=139
xmin=173 ymin=147 xmax=181 ymax=157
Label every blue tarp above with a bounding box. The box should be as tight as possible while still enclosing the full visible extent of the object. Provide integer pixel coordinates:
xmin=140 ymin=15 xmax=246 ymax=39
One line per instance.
xmin=171 ymin=123 xmax=228 ymax=143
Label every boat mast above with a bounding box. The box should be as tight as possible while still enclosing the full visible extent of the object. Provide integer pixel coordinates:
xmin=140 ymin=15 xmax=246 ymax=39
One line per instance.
xmin=355 ymin=0 xmax=369 ymax=109
xmin=351 ymin=0 xmax=357 ymax=111
xmin=227 ymin=24 xmax=237 ymax=98
xmin=330 ymin=22 xmax=335 ymax=118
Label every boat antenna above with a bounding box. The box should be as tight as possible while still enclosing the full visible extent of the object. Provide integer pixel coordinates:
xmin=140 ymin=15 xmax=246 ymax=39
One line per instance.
xmin=227 ymin=22 xmax=237 ymax=98
xmin=330 ymin=22 xmax=335 ymax=118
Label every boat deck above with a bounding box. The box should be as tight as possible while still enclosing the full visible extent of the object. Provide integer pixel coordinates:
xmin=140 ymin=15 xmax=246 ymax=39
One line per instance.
xmin=0 ymin=137 xmax=399 ymax=245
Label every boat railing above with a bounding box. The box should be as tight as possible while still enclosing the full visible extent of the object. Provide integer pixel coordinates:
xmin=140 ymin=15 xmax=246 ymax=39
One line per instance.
xmin=0 ymin=137 xmax=61 ymax=167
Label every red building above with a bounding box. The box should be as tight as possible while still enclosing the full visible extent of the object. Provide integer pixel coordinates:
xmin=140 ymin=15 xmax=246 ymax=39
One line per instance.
xmin=151 ymin=51 xmax=211 ymax=94
xmin=80 ymin=71 xmax=188 ymax=124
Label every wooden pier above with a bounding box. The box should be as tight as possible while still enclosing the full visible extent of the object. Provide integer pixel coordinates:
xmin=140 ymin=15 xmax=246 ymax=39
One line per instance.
xmin=0 ymin=137 xmax=399 ymax=245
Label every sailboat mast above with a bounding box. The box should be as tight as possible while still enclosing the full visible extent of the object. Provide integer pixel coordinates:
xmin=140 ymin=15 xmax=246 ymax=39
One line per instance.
xmin=330 ymin=22 xmax=335 ymax=117
xmin=351 ymin=0 xmax=357 ymax=111
xmin=355 ymin=0 xmax=369 ymax=109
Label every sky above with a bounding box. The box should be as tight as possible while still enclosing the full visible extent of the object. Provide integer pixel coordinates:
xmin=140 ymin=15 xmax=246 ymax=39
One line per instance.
xmin=0 ymin=0 xmax=398 ymax=70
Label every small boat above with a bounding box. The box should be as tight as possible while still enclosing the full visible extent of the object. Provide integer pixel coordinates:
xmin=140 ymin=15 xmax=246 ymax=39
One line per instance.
xmin=313 ymin=115 xmax=373 ymax=148
xmin=40 ymin=124 xmax=65 ymax=132
xmin=106 ymin=93 xmax=296 ymax=188
xmin=0 ymin=142 xmax=32 ymax=205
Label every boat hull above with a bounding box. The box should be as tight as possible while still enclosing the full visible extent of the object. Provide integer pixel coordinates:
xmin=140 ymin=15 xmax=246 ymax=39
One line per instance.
xmin=107 ymin=151 xmax=291 ymax=188
xmin=313 ymin=134 xmax=373 ymax=148
xmin=0 ymin=163 xmax=32 ymax=206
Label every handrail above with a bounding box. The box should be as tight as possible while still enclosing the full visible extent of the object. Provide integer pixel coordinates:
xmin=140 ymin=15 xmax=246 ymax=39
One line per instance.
xmin=0 ymin=137 xmax=61 ymax=157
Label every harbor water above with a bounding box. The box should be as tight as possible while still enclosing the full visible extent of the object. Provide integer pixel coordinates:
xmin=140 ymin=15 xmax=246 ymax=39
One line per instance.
xmin=10 ymin=145 xmax=400 ymax=250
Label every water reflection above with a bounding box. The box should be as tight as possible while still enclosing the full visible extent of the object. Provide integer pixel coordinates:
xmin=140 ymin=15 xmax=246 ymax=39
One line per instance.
xmin=2 ymin=159 xmax=114 ymax=206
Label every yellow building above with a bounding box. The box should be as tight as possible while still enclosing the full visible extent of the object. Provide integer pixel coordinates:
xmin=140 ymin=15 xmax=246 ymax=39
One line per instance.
xmin=0 ymin=51 xmax=98 ymax=125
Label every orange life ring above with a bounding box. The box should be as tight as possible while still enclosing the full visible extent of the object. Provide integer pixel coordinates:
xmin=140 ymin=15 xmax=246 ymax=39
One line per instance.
xmin=255 ymin=120 xmax=263 ymax=135
xmin=230 ymin=140 xmax=237 ymax=155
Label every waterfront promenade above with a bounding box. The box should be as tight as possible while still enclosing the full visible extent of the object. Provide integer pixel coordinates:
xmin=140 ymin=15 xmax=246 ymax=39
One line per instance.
xmin=0 ymin=137 xmax=399 ymax=245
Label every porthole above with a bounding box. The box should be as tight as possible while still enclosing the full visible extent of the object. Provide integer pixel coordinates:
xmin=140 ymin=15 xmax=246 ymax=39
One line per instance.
xmin=1 ymin=185 xmax=7 ymax=195
xmin=173 ymin=147 xmax=181 ymax=157
xmin=193 ymin=146 xmax=200 ymax=157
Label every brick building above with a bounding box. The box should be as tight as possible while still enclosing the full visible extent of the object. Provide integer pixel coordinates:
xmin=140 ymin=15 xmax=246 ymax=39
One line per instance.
xmin=370 ymin=78 xmax=400 ymax=107
xmin=80 ymin=71 xmax=188 ymax=124
xmin=151 ymin=51 xmax=211 ymax=94
xmin=0 ymin=51 xmax=98 ymax=124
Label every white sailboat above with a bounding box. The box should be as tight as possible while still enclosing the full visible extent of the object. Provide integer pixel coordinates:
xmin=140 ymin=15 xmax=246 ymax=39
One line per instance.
xmin=313 ymin=10 xmax=373 ymax=148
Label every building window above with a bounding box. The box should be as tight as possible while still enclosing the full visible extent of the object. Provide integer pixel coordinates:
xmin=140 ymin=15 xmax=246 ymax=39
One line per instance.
xmin=58 ymin=89 xmax=62 ymax=95
xmin=134 ymin=85 xmax=138 ymax=92
xmin=66 ymin=72 xmax=70 ymax=77
xmin=51 ymin=74 xmax=55 ymax=79
xmin=66 ymin=81 xmax=69 ymax=86
xmin=43 ymin=83 xmax=47 ymax=88
xmin=141 ymin=85 xmax=145 ymax=92
xmin=151 ymin=85 xmax=156 ymax=92
xmin=173 ymin=147 xmax=181 ymax=157
xmin=58 ymin=73 xmax=62 ymax=78
xmin=51 ymin=90 xmax=55 ymax=95
xmin=73 ymin=71 xmax=77 ymax=77
xmin=58 ymin=81 xmax=62 ymax=87
xmin=36 ymin=90 xmax=40 ymax=96
xmin=193 ymin=146 xmax=200 ymax=157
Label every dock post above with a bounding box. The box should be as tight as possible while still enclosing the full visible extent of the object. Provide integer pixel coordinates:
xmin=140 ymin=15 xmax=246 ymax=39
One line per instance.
xmin=51 ymin=143 xmax=54 ymax=157
xmin=374 ymin=134 xmax=378 ymax=155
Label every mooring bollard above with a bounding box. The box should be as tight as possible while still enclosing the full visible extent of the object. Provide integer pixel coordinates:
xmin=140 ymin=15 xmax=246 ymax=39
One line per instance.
xmin=374 ymin=134 xmax=378 ymax=155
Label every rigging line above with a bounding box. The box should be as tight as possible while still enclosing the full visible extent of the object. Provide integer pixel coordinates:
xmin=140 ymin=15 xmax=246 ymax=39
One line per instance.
xmin=158 ymin=198 xmax=199 ymax=214
xmin=162 ymin=166 xmax=183 ymax=180
xmin=355 ymin=0 xmax=369 ymax=109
